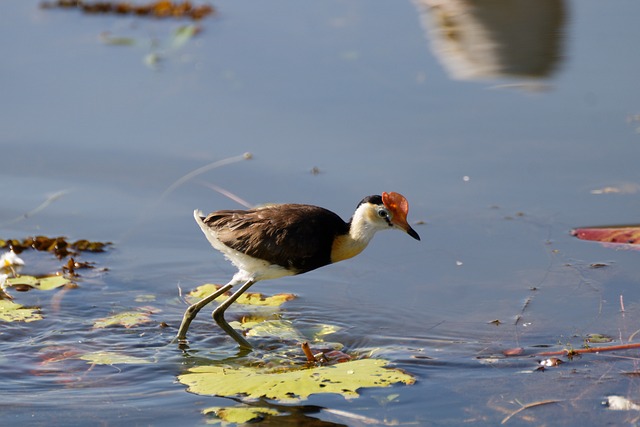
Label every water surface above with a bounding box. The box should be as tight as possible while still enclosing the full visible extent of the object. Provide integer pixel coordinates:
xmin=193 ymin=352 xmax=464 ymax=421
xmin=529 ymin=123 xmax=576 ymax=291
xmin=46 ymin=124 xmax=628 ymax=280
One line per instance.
xmin=2 ymin=0 xmax=640 ymax=425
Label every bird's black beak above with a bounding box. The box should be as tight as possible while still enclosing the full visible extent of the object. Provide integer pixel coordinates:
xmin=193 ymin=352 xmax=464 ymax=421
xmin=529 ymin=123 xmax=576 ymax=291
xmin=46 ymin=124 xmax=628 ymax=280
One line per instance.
xmin=407 ymin=226 xmax=421 ymax=241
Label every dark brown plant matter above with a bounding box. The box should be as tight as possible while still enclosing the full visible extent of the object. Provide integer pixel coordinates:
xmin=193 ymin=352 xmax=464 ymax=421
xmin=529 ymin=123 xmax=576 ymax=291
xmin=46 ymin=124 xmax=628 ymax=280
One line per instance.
xmin=39 ymin=0 xmax=215 ymax=20
xmin=0 ymin=236 xmax=110 ymax=259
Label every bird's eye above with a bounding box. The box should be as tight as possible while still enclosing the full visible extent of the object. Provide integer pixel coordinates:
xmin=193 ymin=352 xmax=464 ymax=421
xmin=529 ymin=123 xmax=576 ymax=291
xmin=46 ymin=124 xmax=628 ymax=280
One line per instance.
xmin=377 ymin=209 xmax=389 ymax=218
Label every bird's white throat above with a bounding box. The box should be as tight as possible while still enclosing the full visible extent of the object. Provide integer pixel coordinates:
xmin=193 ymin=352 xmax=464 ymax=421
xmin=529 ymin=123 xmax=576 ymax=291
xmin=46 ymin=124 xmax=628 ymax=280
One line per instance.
xmin=330 ymin=203 xmax=386 ymax=263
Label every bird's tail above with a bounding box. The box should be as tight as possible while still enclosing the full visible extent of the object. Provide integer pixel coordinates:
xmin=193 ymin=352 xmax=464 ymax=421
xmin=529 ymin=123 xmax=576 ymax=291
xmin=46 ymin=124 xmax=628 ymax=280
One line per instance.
xmin=193 ymin=209 xmax=205 ymax=221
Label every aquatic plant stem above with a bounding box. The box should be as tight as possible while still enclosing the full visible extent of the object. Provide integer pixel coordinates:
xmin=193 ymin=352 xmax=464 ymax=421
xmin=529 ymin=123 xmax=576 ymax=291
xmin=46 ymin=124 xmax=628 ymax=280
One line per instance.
xmin=537 ymin=342 xmax=640 ymax=357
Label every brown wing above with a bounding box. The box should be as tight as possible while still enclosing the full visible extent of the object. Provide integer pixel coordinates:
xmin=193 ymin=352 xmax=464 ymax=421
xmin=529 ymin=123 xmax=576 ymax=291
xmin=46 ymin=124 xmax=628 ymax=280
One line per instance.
xmin=202 ymin=204 xmax=349 ymax=274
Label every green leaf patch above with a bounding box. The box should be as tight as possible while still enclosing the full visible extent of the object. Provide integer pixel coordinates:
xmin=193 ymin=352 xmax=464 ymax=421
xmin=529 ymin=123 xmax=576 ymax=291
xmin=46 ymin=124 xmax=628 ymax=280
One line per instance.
xmin=178 ymin=358 xmax=415 ymax=402
xmin=0 ymin=299 xmax=43 ymax=322
xmin=79 ymin=351 xmax=152 ymax=365
xmin=187 ymin=284 xmax=295 ymax=307
xmin=202 ymin=405 xmax=280 ymax=424
xmin=93 ymin=310 xmax=152 ymax=329
xmin=5 ymin=274 xmax=71 ymax=291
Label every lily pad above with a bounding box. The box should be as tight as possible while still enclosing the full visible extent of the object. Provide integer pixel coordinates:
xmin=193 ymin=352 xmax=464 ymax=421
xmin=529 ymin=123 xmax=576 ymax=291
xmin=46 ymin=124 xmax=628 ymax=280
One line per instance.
xmin=202 ymin=405 xmax=280 ymax=424
xmin=187 ymin=284 xmax=295 ymax=307
xmin=0 ymin=299 xmax=42 ymax=322
xmin=79 ymin=351 xmax=152 ymax=365
xmin=178 ymin=358 xmax=415 ymax=402
xmin=306 ymin=323 xmax=342 ymax=342
xmin=586 ymin=333 xmax=613 ymax=344
xmin=5 ymin=274 xmax=71 ymax=291
xmin=135 ymin=294 xmax=156 ymax=302
xmin=242 ymin=319 xmax=307 ymax=341
xmin=93 ymin=310 xmax=152 ymax=329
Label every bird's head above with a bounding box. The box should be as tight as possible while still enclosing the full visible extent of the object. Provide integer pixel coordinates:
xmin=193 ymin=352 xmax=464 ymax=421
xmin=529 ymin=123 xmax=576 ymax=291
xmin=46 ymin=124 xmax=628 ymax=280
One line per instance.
xmin=355 ymin=192 xmax=421 ymax=241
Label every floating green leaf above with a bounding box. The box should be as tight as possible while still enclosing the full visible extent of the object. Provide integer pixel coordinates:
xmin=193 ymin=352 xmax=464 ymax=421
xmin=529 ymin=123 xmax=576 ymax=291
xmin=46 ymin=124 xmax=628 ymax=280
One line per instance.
xmin=171 ymin=25 xmax=198 ymax=49
xmin=178 ymin=358 xmax=415 ymax=402
xmin=100 ymin=34 xmax=136 ymax=46
xmin=5 ymin=274 xmax=71 ymax=291
xmin=93 ymin=310 xmax=152 ymax=329
xmin=5 ymin=275 xmax=37 ymax=287
xmin=307 ymin=323 xmax=341 ymax=342
xmin=187 ymin=284 xmax=295 ymax=307
xmin=135 ymin=294 xmax=156 ymax=302
xmin=38 ymin=275 xmax=71 ymax=290
xmin=202 ymin=405 xmax=280 ymax=424
xmin=0 ymin=299 xmax=42 ymax=322
xmin=243 ymin=319 xmax=306 ymax=341
xmin=79 ymin=351 xmax=152 ymax=365
xmin=235 ymin=319 xmax=340 ymax=347
xmin=586 ymin=333 xmax=613 ymax=344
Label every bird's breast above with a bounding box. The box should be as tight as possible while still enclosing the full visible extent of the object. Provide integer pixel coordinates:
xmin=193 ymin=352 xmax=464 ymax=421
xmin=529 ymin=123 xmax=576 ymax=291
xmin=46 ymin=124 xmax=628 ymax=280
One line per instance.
xmin=330 ymin=234 xmax=369 ymax=263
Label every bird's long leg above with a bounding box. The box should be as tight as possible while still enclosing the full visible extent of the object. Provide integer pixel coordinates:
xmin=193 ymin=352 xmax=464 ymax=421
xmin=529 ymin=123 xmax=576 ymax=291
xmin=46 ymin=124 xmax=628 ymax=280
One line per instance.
xmin=174 ymin=281 xmax=235 ymax=343
xmin=212 ymin=279 xmax=256 ymax=349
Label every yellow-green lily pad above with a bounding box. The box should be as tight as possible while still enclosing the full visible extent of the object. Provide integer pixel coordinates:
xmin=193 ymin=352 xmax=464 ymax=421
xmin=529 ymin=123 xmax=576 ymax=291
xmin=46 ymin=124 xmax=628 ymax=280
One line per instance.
xmin=178 ymin=358 xmax=415 ymax=402
xmin=135 ymin=294 xmax=156 ymax=302
xmin=5 ymin=274 xmax=71 ymax=291
xmin=586 ymin=333 xmax=613 ymax=344
xmin=202 ymin=405 xmax=280 ymax=424
xmin=79 ymin=351 xmax=152 ymax=365
xmin=0 ymin=299 xmax=42 ymax=322
xmin=242 ymin=319 xmax=307 ymax=341
xmin=307 ymin=323 xmax=342 ymax=342
xmin=93 ymin=310 xmax=152 ymax=329
xmin=228 ymin=319 xmax=341 ymax=345
xmin=187 ymin=284 xmax=295 ymax=307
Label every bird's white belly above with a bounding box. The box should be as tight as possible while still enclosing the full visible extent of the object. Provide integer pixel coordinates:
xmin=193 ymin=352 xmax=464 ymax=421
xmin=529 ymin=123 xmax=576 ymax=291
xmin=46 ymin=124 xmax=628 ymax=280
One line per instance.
xmin=222 ymin=246 xmax=295 ymax=281
xmin=195 ymin=210 xmax=295 ymax=281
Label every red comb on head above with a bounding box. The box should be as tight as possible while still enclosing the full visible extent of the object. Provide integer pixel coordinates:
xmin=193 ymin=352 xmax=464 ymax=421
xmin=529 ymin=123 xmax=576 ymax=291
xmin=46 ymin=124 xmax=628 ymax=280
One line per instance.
xmin=382 ymin=192 xmax=409 ymax=219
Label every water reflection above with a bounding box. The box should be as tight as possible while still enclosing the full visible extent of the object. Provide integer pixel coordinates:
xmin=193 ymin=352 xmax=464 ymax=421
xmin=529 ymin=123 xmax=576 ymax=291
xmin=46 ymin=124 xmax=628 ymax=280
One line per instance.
xmin=414 ymin=0 xmax=566 ymax=81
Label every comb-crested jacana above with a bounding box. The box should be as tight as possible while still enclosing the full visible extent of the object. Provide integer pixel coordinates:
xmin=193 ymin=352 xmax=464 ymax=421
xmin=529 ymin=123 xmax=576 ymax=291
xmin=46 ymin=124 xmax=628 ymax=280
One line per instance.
xmin=176 ymin=191 xmax=420 ymax=349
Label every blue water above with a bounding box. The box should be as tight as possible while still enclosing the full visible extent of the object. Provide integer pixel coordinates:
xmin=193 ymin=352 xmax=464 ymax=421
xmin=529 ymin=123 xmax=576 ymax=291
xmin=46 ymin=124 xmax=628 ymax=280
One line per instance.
xmin=2 ymin=0 xmax=640 ymax=425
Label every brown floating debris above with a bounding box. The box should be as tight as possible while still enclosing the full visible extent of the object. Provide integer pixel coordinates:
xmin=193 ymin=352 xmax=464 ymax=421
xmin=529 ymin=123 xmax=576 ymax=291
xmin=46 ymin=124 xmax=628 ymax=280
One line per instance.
xmin=502 ymin=347 xmax=524 ymax=357
xmin=0 ymin=236 xmax=111 ymax=259
xmin=40 ymin=0 xmax=215 ymax=20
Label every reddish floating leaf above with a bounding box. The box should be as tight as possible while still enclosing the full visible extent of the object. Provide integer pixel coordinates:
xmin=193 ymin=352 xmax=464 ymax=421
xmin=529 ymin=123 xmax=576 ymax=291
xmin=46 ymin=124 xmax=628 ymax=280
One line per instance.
xmin=503 ymin=347 xmax=524 ymax=357
xmin=572 ymin=226 xmax=640 ymax=245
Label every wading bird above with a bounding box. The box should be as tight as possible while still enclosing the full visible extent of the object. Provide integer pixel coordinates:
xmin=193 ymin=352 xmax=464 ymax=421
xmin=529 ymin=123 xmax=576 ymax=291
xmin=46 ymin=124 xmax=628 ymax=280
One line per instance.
xmin=176 ymin=191 xmax=420 ymax=349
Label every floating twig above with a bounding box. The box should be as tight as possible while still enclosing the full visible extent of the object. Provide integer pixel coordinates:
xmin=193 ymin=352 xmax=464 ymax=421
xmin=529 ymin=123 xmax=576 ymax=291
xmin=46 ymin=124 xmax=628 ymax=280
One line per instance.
xmin=501 ymin=399 xmax=561 ymax=424
xmin=199 ymin=182 xmax=253 ymax=208
xmin=120 ymin=152 xmax=251 ymax=242
xmin=0 ymin=190 xmax=68 ymax=226
xmin=537 ymin=342 xmax=640 ymax=357
xmin=159 ymin=153 xmax=252 ymax=202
